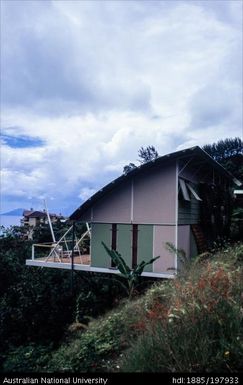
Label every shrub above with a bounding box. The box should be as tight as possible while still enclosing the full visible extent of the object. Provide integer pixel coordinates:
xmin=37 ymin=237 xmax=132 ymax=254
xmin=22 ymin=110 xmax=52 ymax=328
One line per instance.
xmin=48 ymin=299 xmax=144 ymax=372
xmin=122 ymin=297 xmax=242 ymax=372
xmin=2 ymin=235 xmax=242 ymax=373
xmin=0 ymin=225 xmax=127 ymax=371
xmin=121 ymin=246 xmax=243 ymax=372
xmin=2 ymin=344 xmax=51 ymax=372
xmin=49 ymin=244 xmax=243 ymax=373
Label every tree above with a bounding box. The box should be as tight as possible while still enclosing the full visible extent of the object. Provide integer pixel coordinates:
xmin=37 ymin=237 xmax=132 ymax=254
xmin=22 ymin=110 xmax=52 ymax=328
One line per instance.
xmin=123 ymin=145 xmax=159 ymax=174
xmin=0 ymin=225 xmax=127 ymax=370
xmin=123 ymin=163 xmax=137 ymax=175
xmin=138 ymin=145 xmax=159 ymax=164
xmin=203 ymin=137 xmax=243 ymax=240
xmin=203 ymin=137 xmax=243 ymax=181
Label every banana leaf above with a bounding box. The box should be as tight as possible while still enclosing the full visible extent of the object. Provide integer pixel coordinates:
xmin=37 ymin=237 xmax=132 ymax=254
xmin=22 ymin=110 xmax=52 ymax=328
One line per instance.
xmin=102 ymin=242 xmax=131 ymax=278
xmin=133 ymin=255 xmax=160 ymax=277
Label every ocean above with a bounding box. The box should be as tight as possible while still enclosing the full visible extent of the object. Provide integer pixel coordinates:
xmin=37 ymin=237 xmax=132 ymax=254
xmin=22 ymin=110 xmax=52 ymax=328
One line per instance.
xmin=0 ymin=215 xmax=22 ymax=228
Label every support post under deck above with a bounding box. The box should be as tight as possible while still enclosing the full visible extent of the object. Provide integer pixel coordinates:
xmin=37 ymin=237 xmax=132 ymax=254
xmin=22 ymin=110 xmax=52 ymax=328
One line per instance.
xmin=71 ymin=221 xmax=75 ymax=293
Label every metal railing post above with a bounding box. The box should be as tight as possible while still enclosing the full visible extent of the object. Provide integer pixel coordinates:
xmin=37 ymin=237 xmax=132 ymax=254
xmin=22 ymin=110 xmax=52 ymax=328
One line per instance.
xmin=71 ymin=221 xmax=75 ymax=293
xmin=32 ymin=244 xmax=35 ymax=260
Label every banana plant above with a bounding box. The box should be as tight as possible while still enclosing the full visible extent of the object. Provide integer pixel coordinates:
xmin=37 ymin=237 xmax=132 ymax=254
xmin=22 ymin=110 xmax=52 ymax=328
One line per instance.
xmin=102 ymin=242 xmax=160 ymax=299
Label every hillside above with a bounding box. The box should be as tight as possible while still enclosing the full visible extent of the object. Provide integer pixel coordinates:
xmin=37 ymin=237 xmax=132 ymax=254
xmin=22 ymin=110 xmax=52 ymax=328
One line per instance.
xmin=0 ymin=208 xmax=25 ymax=216
xmin=3 ymin=242 xmax=242 ymax=373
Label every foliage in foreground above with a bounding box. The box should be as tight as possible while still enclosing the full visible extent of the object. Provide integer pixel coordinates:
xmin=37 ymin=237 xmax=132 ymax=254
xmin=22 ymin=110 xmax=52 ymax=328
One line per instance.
xmin=0 ymin=226 xmax=126 ymax=371
xmin=102 ymin=242 xmax=160 ymax=298
xmin=122 ymin=249 xmax=243 ymax=372
xmin=36 ymin=243 xmax=243 ymax=373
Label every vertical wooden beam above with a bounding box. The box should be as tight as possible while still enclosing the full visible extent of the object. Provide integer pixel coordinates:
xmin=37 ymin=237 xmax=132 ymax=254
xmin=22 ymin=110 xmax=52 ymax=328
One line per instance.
xmin=175 ymin=160 xmax=178 ymax=271
xmin=111 ymin=224 xmax=117 ymax=267
xmin=132 ymin=224 xmax=138 ymax=269
xmin=131 ymin=179 xmax=134 ymax=222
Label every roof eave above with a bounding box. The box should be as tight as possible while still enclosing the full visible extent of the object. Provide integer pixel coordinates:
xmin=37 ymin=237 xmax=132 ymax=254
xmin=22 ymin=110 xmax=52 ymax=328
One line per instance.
xmin=70 ymin=146 xmax=241 ymax=221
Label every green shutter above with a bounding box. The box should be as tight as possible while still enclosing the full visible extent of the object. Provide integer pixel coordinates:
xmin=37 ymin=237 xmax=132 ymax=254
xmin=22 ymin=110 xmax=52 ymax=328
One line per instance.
xmin=91 ymin=223 xmax=154 ymax=272
xmin=91 ymin=223 xmax=111 ymax=267
xmin=137 ymin=225 xmax=153 ymax=272
xmin=117 ymin=224 xmax=132 ymax=267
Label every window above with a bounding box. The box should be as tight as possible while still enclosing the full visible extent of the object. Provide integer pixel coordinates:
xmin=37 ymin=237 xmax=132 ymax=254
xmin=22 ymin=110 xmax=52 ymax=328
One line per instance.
xmin=179 ymin=178 xmax=190 ymax=201
xmin=186 ymin=183 xmax=202 ymax=201
xmin=179 ymin=178 xmax=202 ymax=201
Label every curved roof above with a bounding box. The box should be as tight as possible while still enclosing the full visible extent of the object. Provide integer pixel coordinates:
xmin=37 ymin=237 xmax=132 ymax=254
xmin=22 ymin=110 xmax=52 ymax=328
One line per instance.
xmin=70 ymin=146 xmax=241 ymax=220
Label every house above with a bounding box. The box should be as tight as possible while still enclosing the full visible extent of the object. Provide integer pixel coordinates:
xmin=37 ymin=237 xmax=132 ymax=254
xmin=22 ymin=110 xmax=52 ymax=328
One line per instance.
xmin=22 ymin=209 xmax=63 ymax=227
xmin=26 ymin=146 xmax=241 ymax=278
xmin=22 ymin=209 xmax=64 ymax=239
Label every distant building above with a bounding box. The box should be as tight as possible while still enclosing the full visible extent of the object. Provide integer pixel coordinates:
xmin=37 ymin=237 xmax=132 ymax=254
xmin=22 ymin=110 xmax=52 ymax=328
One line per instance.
xmin=21 ymin=209 xmax=63 ymax=227
xmin=21 ymin=209 xmax=64 ymax=239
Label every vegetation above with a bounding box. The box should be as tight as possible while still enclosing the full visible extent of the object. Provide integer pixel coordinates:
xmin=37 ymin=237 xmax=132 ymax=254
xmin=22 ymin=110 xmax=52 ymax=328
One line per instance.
xmin=123 ymin=138 xmax=243 ymax=180
xmin=138 ymin=145 xmax=159 ymax=163
xmin=102 ymin=242 xmax=160 ymax=298
xmin=203 ymin=137 xmax=243 ymax=182
xmin=123 ymin=138 xmax=243 ymax=186
xmin=0 ymin=225 xmax=127 ymax=371
xmin=231 ymin=207 xmax=243 ymax=240
xmin=123 ymin=145 xmax=159 ymax=174
xmin=123 ymin=163 xmax=137 ymax=175
xmin=2 ymin=238 xmax=241 ymax=373
xmin=48 ymin=243 xmax=242 ymax=373
xmin=122 ymin=245 xmax=243 ymax=372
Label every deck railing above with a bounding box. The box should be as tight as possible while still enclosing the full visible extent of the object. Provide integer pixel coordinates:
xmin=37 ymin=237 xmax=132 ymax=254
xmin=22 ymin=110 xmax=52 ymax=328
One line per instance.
xmin=31 ymin=225 xmax=91 ymax=265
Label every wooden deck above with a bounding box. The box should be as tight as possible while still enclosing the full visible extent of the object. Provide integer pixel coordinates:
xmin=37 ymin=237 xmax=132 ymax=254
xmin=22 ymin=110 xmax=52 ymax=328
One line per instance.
xmin=26 ymin=257 xmax=175 ymax=278
xmin=36 ymin=254 xmax=91 ymax=265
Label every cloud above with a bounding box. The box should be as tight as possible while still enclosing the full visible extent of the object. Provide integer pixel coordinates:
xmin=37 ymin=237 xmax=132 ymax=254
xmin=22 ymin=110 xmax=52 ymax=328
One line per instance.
xmin=1 ymin=0 xmax=242 ymax=213
xmin=78 ymin=187 xmax=97 ymax=201
xmin=189 ymin=85 xmax=242 ymax=129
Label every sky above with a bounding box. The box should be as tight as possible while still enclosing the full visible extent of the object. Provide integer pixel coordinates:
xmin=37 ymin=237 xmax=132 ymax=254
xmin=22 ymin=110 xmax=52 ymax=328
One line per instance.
xmin=1 ymin=0 xmax=243 ymax=215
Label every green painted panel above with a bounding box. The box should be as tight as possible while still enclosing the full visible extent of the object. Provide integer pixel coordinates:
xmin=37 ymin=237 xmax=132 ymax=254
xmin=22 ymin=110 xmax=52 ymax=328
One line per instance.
xmin=178 ymin=197 xmax=200 ymax=224
xmin=91 ymin=223 xmax=111 ymax=267
xmin=137 ymin=225 xmax=153 ymax=272
xmin=117 ymin=224 xmax=132 ymax=267
xmin=91 ymin=223 xmax=154 ymax=272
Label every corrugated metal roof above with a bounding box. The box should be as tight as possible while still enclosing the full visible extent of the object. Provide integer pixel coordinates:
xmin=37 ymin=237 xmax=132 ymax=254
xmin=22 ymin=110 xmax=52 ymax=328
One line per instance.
xmin=70 ymin=146 xmax=241 ymax=221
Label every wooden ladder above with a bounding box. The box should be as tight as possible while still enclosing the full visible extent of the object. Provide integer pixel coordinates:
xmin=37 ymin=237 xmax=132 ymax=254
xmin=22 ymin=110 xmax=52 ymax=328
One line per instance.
xmin=191 ymin=224 xmax=208 ymax=254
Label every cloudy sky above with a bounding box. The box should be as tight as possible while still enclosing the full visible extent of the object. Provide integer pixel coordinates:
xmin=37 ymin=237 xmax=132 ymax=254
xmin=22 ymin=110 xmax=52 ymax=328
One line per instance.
xmin=1 ymin=0 xmax=242 ymax=215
